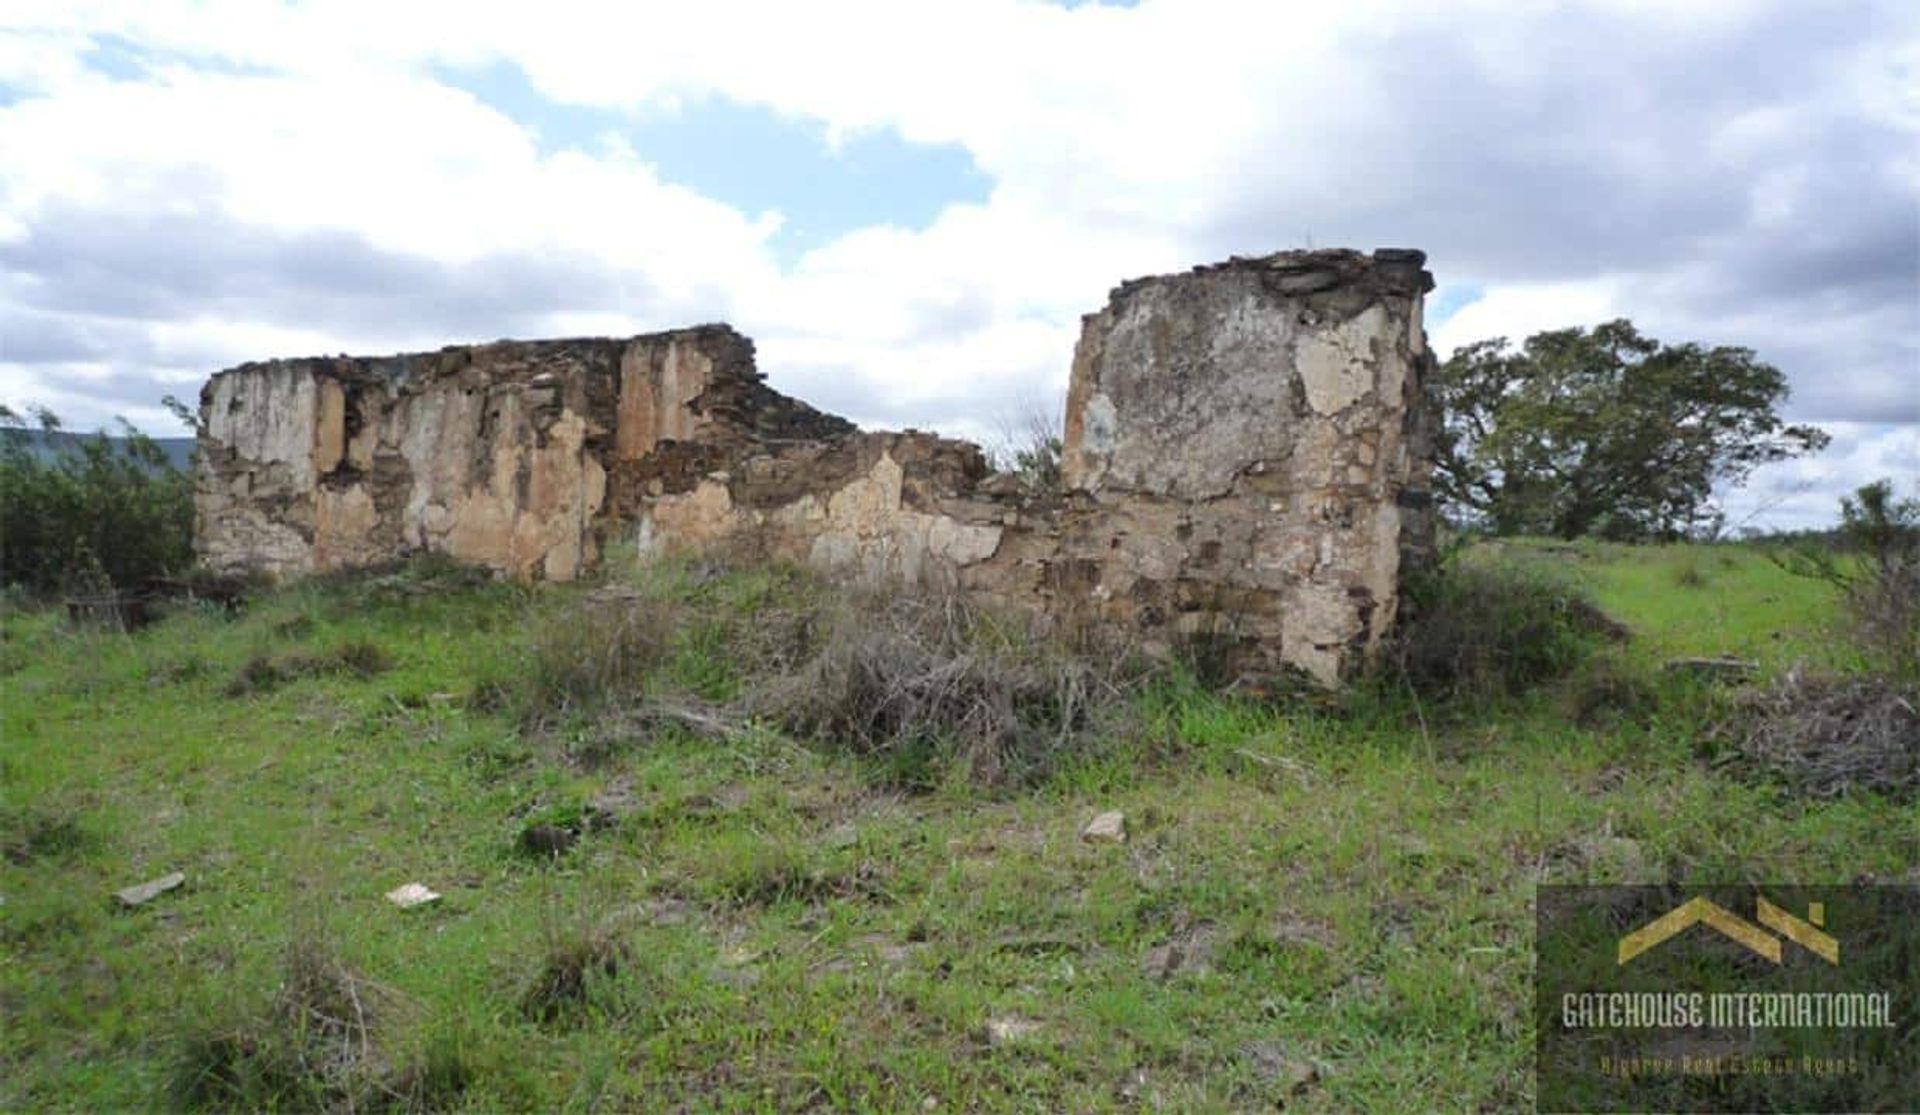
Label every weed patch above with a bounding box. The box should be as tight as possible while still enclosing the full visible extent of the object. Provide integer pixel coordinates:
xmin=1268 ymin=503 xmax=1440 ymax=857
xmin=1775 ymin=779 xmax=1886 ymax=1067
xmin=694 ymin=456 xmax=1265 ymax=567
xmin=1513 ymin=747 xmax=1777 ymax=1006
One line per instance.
xmin=1565 ymin=657 xmax=1663 ymax=729
xmin=522 ymin=926 xmax=634 ymax=1026
xmin=1 ymin=806 xmax=90 ymax=865
xmin=503 ymin=588 xmax=679 ymax=728
xmin=170 ymin=938 xmax=412 ymax=1112
xmin=223 ymin=639 xmax=394 ymax=696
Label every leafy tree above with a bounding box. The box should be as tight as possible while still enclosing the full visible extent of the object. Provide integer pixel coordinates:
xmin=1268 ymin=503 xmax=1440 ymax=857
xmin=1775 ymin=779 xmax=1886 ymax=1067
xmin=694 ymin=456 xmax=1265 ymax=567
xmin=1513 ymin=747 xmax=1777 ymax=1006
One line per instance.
xmin=0 ymin=406 xmax=195 ymax=595
xmin=1432 ymin=319 xmax=1828 ymax=539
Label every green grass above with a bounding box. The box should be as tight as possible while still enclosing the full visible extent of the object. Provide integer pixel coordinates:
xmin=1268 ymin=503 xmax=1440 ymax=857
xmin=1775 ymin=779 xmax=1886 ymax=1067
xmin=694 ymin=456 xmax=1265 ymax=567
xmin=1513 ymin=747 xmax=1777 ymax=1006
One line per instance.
xmin=1544 ymin=538 xmax=1850 ymax=670
xmin=2 ymin=544 xmax=1913 ymax=1111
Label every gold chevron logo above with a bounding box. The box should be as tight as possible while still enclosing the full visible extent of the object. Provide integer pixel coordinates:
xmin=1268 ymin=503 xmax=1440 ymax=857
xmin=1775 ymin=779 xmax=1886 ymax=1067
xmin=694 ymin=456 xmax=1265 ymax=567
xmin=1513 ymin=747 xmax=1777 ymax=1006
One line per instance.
xmin=1618 ymin=896 xmax=1838 ymax=966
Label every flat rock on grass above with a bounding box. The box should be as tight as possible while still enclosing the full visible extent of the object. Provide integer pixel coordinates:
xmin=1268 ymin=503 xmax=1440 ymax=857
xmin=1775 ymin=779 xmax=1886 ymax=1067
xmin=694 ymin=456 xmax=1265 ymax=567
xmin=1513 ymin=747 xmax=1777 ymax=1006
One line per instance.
xmin=384 ymin=882 xmax=440 ymax=909
xmin=1080 ymin=811 xmax=1126 ymax=844
xmin=114 ymin=871 xmax=185 ymax=907
xmin=984 ymin=1015 xmax=1043 ymax=1046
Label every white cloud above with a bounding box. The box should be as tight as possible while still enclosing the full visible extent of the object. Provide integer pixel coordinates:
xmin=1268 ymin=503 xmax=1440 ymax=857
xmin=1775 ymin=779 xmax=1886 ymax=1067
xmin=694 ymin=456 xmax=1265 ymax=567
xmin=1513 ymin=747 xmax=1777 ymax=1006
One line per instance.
xmin=1430 ymin=280 xmax=1625 ymax=357
xmin=0 ymin=0 xmax=1913 ymax=532
xmin=1723 ymin=423 xmax=1920 ymax=533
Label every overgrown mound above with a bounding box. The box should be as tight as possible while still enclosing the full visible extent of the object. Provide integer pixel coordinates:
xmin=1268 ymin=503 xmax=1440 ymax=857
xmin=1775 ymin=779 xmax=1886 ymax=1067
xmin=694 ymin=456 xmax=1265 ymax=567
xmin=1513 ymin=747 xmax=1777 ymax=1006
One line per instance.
xmin=1720 ymin=669 xmax=1920 ymax=802
xmin=1382 ymin=554 xmax=1625 ymax=702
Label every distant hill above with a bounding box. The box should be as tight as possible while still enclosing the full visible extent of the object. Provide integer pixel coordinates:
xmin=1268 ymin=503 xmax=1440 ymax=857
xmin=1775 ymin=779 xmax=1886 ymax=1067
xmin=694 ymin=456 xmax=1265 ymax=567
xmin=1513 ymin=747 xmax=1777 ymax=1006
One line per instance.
xmin=3 ymin=428 xmax=195 ymax=471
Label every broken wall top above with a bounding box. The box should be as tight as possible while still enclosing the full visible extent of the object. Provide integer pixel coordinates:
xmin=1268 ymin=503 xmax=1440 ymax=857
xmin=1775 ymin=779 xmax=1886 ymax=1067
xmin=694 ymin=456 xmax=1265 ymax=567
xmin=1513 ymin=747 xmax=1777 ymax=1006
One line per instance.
xmin=1062 ymin=248 xmax=1433 ymax=500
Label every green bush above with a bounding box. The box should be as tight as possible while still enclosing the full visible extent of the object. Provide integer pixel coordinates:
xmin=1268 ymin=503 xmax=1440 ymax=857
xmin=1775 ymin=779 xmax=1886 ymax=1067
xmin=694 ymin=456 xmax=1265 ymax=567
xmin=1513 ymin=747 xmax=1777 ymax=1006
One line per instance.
xmin=1383 ymin=554 xmax=1620 ymax=702
xmin=0 ymin=406 xmax=193 ymax=595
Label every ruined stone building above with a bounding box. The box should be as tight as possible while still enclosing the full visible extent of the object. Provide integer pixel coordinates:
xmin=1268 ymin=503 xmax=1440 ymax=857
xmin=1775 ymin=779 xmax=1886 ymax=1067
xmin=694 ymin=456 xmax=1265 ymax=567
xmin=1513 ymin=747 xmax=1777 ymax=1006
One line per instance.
xmin=195 ymin=249 xmax=1437 ymax=685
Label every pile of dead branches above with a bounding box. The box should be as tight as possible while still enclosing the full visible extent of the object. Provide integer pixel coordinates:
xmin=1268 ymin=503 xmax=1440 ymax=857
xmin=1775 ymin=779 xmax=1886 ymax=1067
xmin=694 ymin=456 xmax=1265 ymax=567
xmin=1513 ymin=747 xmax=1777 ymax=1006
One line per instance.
xmin=1722 ymin=667 xmax=1919 ymax=802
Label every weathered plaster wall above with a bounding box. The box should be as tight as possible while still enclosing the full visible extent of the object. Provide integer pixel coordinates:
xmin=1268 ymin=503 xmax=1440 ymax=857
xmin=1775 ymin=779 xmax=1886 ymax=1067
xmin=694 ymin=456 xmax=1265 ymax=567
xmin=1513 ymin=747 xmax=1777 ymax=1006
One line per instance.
xmin=1053 ymin=248 xmax=1436 ymax=683
xmin=195 ymin=249 xmax=1435 ymax=685
xmin=196 ymin=327 xmax=851 ymax=581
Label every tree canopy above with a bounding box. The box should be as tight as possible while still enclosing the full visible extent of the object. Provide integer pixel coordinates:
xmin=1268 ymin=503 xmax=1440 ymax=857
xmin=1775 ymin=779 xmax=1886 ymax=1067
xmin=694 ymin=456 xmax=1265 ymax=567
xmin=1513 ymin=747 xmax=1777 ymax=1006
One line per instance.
xmin=1431 ymin=319 xmax=1828 ymax=539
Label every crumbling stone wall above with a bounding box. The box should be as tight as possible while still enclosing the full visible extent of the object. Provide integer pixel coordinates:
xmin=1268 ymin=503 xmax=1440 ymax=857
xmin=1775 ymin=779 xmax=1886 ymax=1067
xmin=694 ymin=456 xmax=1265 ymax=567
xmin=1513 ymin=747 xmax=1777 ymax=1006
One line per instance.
xmin=195 ymin=249 xmax=1435 ymax=685
xmin=1048 ymin=248 xmax=1437 ymax=683
xmin=196 ymin=327 xmax=851 ymax=581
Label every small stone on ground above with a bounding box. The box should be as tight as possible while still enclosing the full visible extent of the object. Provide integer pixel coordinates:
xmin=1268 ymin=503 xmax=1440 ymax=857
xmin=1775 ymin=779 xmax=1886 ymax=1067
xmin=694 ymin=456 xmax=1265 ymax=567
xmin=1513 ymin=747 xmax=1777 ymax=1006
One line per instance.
xmin=114 ymin=871 xmax=185 ymax=907
xmin=985 ymin=1015 xmax=1042 ymax=1045
xmin=1081 ymin=811 xmax=1126 ymax=843
xmin=384 ymin=882 xmax=440 ymax=909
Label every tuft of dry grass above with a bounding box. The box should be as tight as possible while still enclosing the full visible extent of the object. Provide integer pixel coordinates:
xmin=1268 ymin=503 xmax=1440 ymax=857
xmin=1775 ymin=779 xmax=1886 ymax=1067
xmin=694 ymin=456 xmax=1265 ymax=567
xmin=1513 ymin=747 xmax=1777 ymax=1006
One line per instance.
xmin=754 ymin=588 xmax=1140 ymax=789
xmin=223 ymin=640 xmax=394 ymax=697
xmin=170 ymin=937 xmax=424 ymax=1112
xmin=522 ymin=926 xmax=632 ymax=1026
xmin=508 ymin=588 xmax=679 ymax=728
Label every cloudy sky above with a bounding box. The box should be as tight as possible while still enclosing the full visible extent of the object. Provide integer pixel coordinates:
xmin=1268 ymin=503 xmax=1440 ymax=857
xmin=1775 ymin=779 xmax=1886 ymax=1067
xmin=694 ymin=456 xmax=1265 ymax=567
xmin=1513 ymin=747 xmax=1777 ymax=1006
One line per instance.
xmin=2 ymin=0 xmax=1914 ymax=529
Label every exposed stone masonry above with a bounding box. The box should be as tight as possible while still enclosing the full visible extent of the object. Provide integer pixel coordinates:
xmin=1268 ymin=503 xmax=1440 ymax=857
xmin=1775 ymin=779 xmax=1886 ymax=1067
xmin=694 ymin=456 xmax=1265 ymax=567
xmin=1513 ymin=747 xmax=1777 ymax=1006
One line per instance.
xmin=196 ymin=249 xmax=1437 ymax=685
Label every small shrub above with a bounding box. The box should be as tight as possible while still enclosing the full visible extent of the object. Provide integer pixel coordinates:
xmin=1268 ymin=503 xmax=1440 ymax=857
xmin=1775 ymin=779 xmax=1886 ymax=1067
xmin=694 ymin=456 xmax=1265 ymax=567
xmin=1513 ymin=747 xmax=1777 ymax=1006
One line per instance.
xmin=516 ymin=819 xmax=580 ymax=861
xmin=225 ymin=652 xmax=287 ymax=697
xmin=1384 ymin=555 xmax=1619 ymax=702
xmin=990 ymin=405 xmax=1065 ymax=501
xmin=1672 ymin=561 xmax=1709 ymax=589
xmin=1565 ymin=657 xmax=1662 ymax=729
xmin=330 ymin=639 xmax=394 ymax=678
xmin=223 ymin=640 xmax=395 ymax=696
xmin=170 ymin=938 xmax=404 ymax=1112
xmin=1772 ymin=479 xmax=1920 ymax=684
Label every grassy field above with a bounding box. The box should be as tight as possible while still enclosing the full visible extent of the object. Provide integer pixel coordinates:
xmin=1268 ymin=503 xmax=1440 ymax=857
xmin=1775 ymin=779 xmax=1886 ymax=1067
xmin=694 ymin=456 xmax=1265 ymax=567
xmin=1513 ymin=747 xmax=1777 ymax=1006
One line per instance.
xmin=2 ymin=541 xmax=1913 ymax=1112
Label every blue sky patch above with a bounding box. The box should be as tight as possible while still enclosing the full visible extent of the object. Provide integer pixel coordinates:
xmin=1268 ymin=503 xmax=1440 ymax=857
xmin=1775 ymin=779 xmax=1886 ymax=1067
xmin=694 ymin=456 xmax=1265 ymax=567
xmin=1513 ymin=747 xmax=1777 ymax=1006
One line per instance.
xmin=80 ymin=33 xmax=276 ymax=82
xmin=1425 ymin=282 xmax=1484 ymax=331
xmin=433 ymin=61 xmax=992 ymax=267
